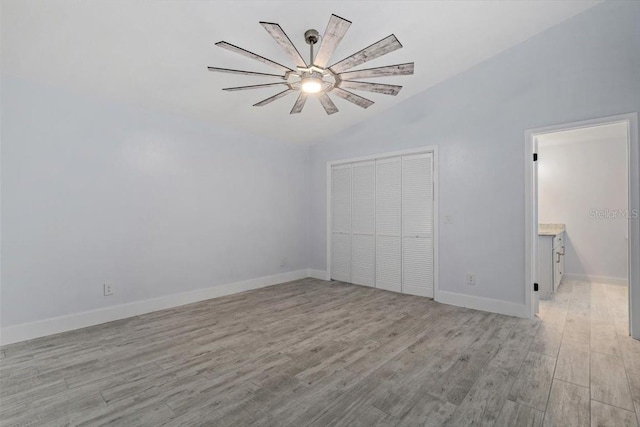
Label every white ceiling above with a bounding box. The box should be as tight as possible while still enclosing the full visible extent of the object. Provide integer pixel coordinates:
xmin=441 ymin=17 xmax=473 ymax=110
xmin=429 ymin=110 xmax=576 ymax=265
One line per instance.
xmin=2 ymin=0 xmax=601 ymax=144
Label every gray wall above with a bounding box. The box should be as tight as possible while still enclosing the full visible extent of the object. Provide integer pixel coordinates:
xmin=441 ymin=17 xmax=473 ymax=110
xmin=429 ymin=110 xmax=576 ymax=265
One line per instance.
xmin=1 ymin=77 xmax=309 ymax=326
xmin=308 ymin=1 xmax=640 ymax=305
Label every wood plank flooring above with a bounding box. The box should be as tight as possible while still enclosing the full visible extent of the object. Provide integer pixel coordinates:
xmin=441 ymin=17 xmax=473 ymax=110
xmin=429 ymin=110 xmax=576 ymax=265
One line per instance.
xmin=1 ymin=278 xmax=638 ymax=426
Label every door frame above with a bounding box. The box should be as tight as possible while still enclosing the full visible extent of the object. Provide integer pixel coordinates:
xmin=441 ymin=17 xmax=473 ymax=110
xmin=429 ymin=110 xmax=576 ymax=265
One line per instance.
xmin=524 ymin=113 xmax=639 ymax=339
xmin=326 ymin=145 xmax=439 ymax=300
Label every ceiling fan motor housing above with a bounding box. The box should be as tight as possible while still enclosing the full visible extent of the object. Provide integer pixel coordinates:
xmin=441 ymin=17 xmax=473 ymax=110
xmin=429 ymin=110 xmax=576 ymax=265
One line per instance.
xmin=304 ymin=29 xmax=320 ymax=45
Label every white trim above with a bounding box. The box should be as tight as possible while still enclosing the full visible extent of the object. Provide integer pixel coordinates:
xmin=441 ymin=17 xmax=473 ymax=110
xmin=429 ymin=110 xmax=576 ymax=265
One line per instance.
xmin=437 ymin=291 xmax=528 ymax=318
xmin=433 ymin=148 xmax=439 ymax=302
xmin=326 ymin=161 xmax=332 ymax=285
xmin=307 ymin=269 xmax=329 ymax=280
xmin=0 ymin=270 xmax=310 ymax=345
xmin=563 ymin=274 xmax=628 ymax=287
xmin=328 ymin=145 xmax=441 ymax=167
xmin=524 ymin=113 xmax=640 ymax=339
xmin=326 ymin=145 xmax=439 ymax=301
xmin=524 ymin=129 xmax=537 ymax=319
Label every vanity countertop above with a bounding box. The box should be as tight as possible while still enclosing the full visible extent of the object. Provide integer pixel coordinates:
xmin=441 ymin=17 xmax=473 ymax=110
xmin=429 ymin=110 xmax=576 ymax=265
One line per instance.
xmin=539 ymin=223 xmax=566 ymax=236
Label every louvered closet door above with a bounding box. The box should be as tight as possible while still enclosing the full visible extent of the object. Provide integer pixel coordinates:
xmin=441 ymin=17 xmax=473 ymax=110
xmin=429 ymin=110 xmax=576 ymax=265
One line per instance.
xmin=402 ymin=153 xmax=434 ymax=297
xmin=331 ymin=164 xmax=352 ymax=282
xmin=375 ymin=157 xmax=402 ymax=292
xmin=351 ymin=161 xmax=376 ymax=287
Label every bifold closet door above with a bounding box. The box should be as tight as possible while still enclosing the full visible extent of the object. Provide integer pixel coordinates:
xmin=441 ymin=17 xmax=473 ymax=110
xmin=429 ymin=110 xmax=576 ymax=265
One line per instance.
xmin=351 ymin=161 xmax=376 ymax=287
xmin=375 ymin=157 xmax=402 ymax=292
xmin=331 ymin=164 xmax=351 ymax=282
xmin=402 ymin=153 xmax=434 ymax=297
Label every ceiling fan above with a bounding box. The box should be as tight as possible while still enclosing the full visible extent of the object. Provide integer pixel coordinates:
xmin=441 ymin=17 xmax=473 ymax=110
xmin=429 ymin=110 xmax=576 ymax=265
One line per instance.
xmin=208 ymin=14 xmax=414 ymax=115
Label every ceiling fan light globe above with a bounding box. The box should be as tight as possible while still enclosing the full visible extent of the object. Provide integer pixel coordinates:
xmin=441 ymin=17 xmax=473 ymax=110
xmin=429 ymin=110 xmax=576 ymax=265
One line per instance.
xmin=301 ymin=77 xmax=323 ymax=94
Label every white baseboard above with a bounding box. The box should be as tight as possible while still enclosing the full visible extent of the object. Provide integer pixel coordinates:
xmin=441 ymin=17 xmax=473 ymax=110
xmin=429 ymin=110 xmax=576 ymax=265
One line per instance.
xmin=0 ymin=269 xmax=310 ymax=346
xmin=307 ymin=269 xmax=329 ymax=280
xmin=436 ymin=291 xmax=528 ymax=318
xmin=563 ymin=274 xmax=628 ymax=286
xmin=1 ymin=270 xmax=533 ymax=345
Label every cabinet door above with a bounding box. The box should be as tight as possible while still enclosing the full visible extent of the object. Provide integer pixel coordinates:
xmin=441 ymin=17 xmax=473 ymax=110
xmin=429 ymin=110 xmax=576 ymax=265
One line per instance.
xmin=554 ymin=243 xmax=565 ymax=291
xmin=402 ymin=153 xmax=434 ymax=298
xmin=351 ymin=161 xmax=376 ymax=287
xmin=553 ymin=250 xmax=561 ymax=291
xmin=375 ymin=157 xmax=402 ymax=292
xmin=538 ymin=236 xmax=553 ymax=300
xmin=559 ymin=245 xmax=565 ymax=285
xmin=331 ymin=164 xmax=351 ymax=282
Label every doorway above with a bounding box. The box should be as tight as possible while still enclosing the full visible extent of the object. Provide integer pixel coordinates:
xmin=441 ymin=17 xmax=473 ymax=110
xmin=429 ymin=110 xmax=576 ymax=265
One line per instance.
xmin=524 ymin=113 xmax=640 ymax=339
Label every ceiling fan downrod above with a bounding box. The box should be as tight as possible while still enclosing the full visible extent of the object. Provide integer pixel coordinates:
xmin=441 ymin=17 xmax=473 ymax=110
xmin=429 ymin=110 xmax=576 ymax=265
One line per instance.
xmin=304 ymin=29 xmax=320 ymax=65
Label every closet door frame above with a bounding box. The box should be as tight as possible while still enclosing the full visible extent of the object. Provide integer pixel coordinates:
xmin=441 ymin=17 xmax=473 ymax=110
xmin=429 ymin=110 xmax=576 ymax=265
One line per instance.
xmin=326 ymin=145 xmax=439 ymax=300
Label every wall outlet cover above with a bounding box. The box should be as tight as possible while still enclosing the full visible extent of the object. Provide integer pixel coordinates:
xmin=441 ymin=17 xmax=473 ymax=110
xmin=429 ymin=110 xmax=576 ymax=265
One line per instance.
xmin=103 ymin=283 xmax=113 ymax=296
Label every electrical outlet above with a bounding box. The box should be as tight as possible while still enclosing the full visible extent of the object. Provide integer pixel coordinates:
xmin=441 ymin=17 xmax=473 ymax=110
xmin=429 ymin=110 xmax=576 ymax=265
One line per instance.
xmin=467 ymin=274 xmax=476 ymax=285
xmin=444 ymin=215 xmax=454 ymax=223
xmin=280 ymin=257 xmax=288 ymax=268
xmin=103 ymin=283 xmax=113 ymax=296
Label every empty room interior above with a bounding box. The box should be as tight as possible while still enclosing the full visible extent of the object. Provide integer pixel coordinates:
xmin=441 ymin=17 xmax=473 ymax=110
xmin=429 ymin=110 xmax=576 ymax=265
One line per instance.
xmin=1 ymin=1 xmax=640 ymax=426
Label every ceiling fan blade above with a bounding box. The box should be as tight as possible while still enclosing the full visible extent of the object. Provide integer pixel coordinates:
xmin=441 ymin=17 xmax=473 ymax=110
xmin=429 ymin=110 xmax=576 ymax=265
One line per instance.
xmin=222 ymin=82 xmax=289 ymax=92
xmin=216 ymin=41 xmax=294 ymax=74
xmin=253 ymin=89 xmax=294 ymax=107
xmin=290 ymin=93 xmax=308 ymax=114
xmin=313 ymin=14 xmax=351 ymax=68
xmin=338 ymin=80 xmax=402 ymax=96
xmin=329 ymin=35 xmax=402 ymax=74
xmin=338 ymin=62 xmax=414 ymax=80
xmin=317 ymin=93 xmax=339 ymax=115
xmin=207 ymin=67 xmax=286 ymax=79
xmin=331 ymin=87 xmax=374 ymax=109
xmin=260 ymin=22 xmax=307 ymax=68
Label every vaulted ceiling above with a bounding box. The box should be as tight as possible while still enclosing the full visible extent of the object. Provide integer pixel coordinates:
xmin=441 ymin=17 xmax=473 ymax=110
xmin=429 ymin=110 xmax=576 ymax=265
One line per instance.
xmin=2 ymin=1 xmax=600 ymax=144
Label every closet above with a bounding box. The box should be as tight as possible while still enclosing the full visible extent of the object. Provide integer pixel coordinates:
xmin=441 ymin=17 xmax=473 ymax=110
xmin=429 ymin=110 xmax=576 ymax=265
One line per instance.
xmin=330 ymin=152 xmax=434 ymax=298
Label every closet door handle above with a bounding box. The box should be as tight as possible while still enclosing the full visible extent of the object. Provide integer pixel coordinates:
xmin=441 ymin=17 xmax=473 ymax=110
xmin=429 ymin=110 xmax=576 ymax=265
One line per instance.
xmin=556 ymin=252 xmax=561 ymax=263
xmin=560 ymin=246 xmax=565 ymax=256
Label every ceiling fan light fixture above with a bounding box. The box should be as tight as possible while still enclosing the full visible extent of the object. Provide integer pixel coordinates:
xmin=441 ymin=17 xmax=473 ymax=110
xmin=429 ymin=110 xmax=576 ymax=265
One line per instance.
xmin=301 ymin=76 xmax=323 ymax=94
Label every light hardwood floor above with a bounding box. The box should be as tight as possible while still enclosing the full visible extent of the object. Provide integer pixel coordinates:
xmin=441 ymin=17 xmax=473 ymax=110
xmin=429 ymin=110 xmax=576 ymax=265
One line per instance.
xmin=1 ymin=278 xmax=639 ymax=426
